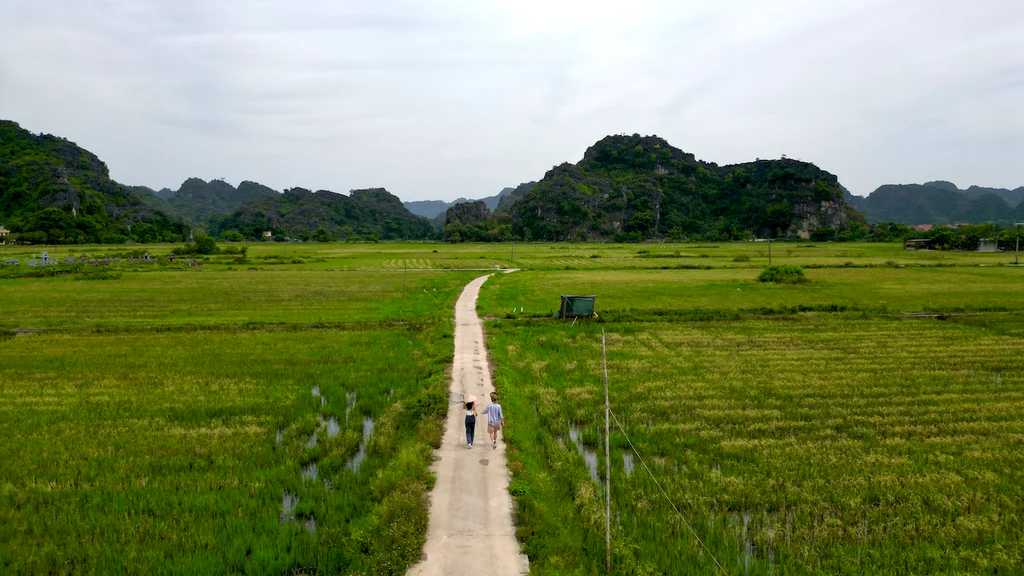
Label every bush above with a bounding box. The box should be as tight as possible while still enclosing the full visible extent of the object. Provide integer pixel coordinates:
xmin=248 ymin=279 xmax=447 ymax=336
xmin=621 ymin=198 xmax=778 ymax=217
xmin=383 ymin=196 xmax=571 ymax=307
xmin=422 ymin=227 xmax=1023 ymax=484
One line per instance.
xmin=220 ymin=230 xmax=244 ymax=242
xmin=732 ymin=255 xmax=750 ymax=262
xmin=758 ymin=265 xmax=807 ymax=284
xmin=173 ymin=233 xmax=220 ymax=255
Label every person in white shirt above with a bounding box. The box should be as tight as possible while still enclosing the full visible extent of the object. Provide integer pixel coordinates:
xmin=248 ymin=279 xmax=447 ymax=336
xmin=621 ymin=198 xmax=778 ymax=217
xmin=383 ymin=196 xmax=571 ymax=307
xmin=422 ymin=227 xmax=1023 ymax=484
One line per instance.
xmin=484 ymin=392 xmax=504 ymax=450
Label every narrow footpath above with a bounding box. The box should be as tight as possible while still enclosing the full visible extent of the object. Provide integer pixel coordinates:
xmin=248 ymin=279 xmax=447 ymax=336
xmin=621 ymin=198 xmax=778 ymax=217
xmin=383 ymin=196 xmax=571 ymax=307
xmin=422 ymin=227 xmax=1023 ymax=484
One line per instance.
xmin=409 ymin=274 xmax=529 ymax=576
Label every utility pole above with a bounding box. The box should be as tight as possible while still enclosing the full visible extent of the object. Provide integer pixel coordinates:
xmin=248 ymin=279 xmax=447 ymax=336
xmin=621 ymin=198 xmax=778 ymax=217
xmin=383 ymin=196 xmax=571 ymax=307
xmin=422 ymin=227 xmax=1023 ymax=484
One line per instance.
xmin=1016 ymin=223 xmax=1023 ymax=266
xmin=601 ymin=329 xmax=611 ymax=575
xmin=768 ymin=238 xmax=773 ymax=266
xmin=511 ymin=240 xmax=515 ymax=268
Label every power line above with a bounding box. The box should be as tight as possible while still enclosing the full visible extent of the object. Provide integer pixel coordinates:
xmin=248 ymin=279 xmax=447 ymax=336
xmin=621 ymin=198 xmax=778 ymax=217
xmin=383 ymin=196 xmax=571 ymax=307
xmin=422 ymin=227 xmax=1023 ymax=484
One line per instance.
xmin=607 ymin=406 xmax=729 ymax=575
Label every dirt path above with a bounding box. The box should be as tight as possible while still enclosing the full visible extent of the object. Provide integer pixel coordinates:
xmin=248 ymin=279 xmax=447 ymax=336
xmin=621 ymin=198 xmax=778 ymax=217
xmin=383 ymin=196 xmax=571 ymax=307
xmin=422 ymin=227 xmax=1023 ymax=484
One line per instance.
xmin=409 ymin=274 xmax=529 ymax=576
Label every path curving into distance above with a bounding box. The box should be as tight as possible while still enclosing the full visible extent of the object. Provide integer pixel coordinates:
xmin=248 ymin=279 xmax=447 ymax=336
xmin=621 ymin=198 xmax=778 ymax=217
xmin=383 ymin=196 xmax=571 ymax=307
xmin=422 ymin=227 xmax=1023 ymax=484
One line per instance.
xmin=409 ymin=273 xmax=529 ymax=576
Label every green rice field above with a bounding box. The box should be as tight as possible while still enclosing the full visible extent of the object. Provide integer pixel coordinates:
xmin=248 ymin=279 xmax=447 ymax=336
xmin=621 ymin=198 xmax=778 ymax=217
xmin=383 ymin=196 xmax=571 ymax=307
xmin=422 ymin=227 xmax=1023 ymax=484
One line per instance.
xmin=1 ymin=241 xmax=1022 ymax=574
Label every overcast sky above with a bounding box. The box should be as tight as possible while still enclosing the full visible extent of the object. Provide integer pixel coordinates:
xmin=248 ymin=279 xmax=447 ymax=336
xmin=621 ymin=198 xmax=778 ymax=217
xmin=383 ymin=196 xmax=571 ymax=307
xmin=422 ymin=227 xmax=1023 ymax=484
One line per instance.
xmin=1 ymin=1 xmax=1021 ymax=200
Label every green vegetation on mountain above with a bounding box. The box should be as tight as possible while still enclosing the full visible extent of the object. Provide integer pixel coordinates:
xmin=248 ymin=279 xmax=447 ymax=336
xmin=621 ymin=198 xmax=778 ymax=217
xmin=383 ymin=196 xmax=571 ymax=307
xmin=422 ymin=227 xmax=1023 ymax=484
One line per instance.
xmin=850 ymin=181 xmax=1024 ymax=224
xmin=442 ymin=200 xmax=512 ymax=242
xmin=494 ymin=181 xmax=536 ymax=213
xmin=133 ymin=179 xmax=279 ymax=225
xmin=508 ymin=135 xmax=860 ymax=241
xmin=213 ymin=187 xmax=435 ymax=241
xmin=0 ymin=121 xmax=187 ymax=244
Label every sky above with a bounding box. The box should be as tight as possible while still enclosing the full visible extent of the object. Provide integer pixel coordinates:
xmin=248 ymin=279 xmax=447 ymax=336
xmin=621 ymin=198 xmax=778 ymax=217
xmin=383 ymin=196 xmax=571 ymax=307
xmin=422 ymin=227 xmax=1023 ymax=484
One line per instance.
xmin=1 ymin=0 xmax=1022 ymax=200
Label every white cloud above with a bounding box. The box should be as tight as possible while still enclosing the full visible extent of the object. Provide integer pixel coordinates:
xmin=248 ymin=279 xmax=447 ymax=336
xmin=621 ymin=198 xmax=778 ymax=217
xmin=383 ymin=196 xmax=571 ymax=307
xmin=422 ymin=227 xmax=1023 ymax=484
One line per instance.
xmin=1 ymin=0 xmax=1021 ymax=199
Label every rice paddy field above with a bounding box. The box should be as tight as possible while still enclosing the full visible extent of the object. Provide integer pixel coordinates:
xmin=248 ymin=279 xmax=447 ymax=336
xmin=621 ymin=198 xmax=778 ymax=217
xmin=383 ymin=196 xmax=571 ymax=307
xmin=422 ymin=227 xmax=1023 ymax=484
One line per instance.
xmin=1 ymin=240 xmax=1022 ymax=574
xmin=0 ymin=243 xmax=478 ymax=574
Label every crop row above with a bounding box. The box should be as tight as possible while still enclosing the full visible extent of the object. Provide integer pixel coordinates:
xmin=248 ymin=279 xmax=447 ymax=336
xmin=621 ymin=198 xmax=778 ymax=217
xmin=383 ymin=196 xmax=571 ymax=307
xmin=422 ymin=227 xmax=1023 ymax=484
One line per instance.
xmin=489 ymin=315 xmax=1024 ymax=574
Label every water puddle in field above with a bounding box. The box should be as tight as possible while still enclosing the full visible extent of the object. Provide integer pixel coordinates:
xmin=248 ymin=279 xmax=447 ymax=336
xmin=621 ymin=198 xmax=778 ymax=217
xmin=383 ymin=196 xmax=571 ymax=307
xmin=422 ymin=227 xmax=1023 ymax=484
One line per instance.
xmin=623 ymin=452 xmax=635 ymax=476
xmin=302 ymin=462 xmax=318 ymax=481
xmin=345 ymin=391 xmax=357 ymax=425
xmin=306 ymin=432 xmax=318 ymax=449
xmin=346 ymin=417 xmax=375 ymax=472
xmin=326 ymin=417 xmax=340 ymax=438
xmin=569 ymin=424 xmax=599 ymax=482
xmin=280 ymin=491 xmax=298 ymax=523
xmin=741 ymin=511 xmax=753 ymax=574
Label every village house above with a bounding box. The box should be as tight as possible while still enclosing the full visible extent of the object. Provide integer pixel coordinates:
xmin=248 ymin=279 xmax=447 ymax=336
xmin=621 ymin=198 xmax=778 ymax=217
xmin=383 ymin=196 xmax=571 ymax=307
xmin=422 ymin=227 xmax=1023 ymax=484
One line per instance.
xmin=262 ymin=230 xmax=273 ymax=241
xmin=0 ymin=225 xmax=9 ymax=244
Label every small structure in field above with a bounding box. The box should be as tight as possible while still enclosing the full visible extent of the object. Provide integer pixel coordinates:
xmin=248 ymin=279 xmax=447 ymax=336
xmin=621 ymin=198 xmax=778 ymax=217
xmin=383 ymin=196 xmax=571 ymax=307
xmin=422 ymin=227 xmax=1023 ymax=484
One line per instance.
xmin=977 ymin=238 xmax=998 ymax=252
xmin=904 ymin=238 xmax=932 ymax=250
xmin=912 ymin=224 xmax=934 ymax=232
xmin=262 ymin=230 xmax=273 ymax=241
xmin=0 ymin=226 xmax=9 ymax=244
xmin=558 ymin=295 xmax=596 ymax=319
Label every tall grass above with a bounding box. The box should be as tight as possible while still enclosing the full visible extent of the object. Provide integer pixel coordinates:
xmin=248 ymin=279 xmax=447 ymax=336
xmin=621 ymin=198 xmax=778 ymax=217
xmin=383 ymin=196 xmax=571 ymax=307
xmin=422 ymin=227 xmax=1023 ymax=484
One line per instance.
xmin=488 ymin=315 xmax=1024 ymax=574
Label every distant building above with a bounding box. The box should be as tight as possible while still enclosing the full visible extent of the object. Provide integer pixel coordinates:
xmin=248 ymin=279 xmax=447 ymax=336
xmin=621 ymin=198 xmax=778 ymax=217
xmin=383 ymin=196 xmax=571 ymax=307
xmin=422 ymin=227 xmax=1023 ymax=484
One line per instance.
xmin=904 ymin=238 xmax=932 ymax=250
xmin=262 ymin=230 xmax=273 ymax=240
xmin=978 ymin=238 xmax=998 ymax=252
xmin=912 ymin=224 xmax=934 ymax=232
xmin=0 ymin=226 xmax=9 ymax=241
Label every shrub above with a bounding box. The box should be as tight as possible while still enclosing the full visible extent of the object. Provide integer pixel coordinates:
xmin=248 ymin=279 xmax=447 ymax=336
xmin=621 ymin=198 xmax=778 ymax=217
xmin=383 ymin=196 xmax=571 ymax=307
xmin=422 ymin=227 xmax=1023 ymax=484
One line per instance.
xmin=173 ymin=233 xmax=220 ymax=255
xmin=732 ymin=255 xmax=751 ymax=262
xmin=758 ymin=265 xmax=807 ymax=284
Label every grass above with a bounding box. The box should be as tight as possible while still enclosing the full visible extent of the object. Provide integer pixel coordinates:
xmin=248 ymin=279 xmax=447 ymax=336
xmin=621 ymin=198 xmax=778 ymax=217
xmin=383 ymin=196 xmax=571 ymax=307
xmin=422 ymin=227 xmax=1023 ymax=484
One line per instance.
xmin=2 ymin=240 xmax=1018 ymax=272
xmin=476 ymin=245 xmax=1024 ymax=575
xmin=489 ymin=317 xmax=1024 ymax=574
xmin=478 ymin=266 xmax=1024 ymax=321
xmin=0 ymin=246 xmax=476 ymax=574
xmin=1 ymin=240 xmax=1023 ymax=574
xmin=0 ymin=328 xmax=453 ymax=574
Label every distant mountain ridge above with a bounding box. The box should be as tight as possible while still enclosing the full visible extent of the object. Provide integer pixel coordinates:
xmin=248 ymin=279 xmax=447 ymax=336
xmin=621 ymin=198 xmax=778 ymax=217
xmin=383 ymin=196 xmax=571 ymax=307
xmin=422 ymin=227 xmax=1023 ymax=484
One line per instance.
xmin=403 ymin=182 xmax=535 ymax=220
xmin=213 ymin=187 xmax=434 ymax=241
xmin=1 ymin=119 xmax=435 ymax=242
xmin=849 ymin=181 xmax=1024 ymax=224
xmin=135 ymin=178 xmax=279 ymax=225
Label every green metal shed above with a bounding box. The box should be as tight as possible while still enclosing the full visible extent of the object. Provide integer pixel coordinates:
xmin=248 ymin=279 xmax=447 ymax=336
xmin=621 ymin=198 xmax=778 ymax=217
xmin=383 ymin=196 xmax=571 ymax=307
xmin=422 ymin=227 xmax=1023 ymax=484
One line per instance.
xmin=559 ymin=295 xmax=596 ymax=319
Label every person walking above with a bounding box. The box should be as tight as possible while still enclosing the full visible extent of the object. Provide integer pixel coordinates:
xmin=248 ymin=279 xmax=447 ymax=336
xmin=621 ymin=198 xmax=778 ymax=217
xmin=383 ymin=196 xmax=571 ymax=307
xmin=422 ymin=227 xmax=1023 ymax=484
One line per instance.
xmin=485 ymin=392 xmax=504 ymax=450
xmin=464 ymin=395 xmax=478 ymax=448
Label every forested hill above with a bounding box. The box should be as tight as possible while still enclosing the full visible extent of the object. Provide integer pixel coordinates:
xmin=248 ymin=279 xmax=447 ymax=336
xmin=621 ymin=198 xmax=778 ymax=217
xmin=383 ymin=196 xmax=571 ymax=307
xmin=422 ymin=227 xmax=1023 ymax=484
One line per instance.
xmin=848 ymin=181 xmax=1024 ymax=224
xmin=136 ymin=178 xmax=279 ymax=225
xmin=506 ymin=134 xmax=861 ymax=241
xmin=213 ymin=187 xmax=435 ymax=241
xmin=0 ymin=120 xmax=187 ymax=243
xmin=0 ymin=120 xmax=438 ymax=243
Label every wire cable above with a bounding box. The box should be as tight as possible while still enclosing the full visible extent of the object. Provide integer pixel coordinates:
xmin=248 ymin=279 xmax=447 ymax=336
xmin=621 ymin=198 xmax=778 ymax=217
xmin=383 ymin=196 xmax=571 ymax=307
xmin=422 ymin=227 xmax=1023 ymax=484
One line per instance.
xmin=608 ymin=406 xmax=729 ymax=575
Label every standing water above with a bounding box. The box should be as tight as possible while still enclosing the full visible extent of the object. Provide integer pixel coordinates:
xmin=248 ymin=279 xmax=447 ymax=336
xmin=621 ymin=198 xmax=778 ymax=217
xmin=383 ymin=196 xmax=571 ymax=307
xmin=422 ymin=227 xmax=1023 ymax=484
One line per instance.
xmin=326 ymin=417 xmax=340 ymax=438
xmin=280 ymin=491 xmax=298 ymax=523
xmin=568 ymin=424 xmax=599 ymax=482
xmin=347 ymin=417 xmax=376 ymax=472
xmin=345 ymin=391 xmax=357 ymax=425
xmin=302 ymin=462 xmax=318 ymax=481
